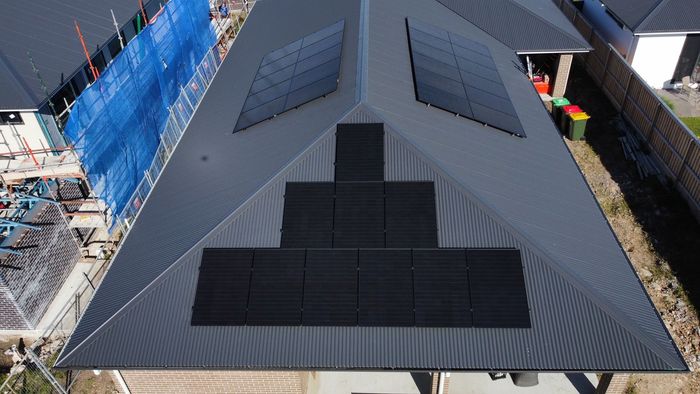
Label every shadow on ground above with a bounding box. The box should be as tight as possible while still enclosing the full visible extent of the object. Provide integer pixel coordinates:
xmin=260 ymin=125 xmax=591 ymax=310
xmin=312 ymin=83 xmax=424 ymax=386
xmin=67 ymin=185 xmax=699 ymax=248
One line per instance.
xmin=565 ymin=60 xmax=700 ymax=312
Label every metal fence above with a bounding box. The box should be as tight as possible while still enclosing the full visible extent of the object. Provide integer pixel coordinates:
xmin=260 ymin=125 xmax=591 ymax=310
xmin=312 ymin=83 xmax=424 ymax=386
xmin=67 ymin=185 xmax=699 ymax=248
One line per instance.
xmin=0 ymin=253 xmax=112 ymax=394
xmin=553 ymin=0 xmax=700 ymax=220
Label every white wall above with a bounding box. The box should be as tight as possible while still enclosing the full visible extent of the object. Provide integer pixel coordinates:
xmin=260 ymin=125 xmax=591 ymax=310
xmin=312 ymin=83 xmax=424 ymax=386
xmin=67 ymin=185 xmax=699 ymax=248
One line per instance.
xmin=630 ymin=34 xmax=687 ymax=88
xmin=582 ymin=0 xmax=634 ymax=56
xmin=0 ymin=111 xmax=55 ymax=158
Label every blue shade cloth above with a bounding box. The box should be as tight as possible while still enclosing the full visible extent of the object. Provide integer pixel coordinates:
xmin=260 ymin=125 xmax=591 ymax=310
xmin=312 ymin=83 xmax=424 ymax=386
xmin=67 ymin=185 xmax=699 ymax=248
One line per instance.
xmin=63 ymin=0 xmax=215 ymax=216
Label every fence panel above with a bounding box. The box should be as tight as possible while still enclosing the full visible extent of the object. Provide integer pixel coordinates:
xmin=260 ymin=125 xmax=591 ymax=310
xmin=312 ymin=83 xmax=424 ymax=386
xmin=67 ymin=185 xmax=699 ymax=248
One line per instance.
xmin=555 ymin=0 xmax=700 ymax=219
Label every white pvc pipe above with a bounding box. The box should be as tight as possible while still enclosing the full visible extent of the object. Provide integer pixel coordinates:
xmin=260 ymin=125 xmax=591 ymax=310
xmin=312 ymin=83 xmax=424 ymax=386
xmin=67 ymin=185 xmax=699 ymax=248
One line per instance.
xmin=437 ymin=372 xmax=446 ymax=394
xmin=112 ymin=370 xmax=131 ymax=394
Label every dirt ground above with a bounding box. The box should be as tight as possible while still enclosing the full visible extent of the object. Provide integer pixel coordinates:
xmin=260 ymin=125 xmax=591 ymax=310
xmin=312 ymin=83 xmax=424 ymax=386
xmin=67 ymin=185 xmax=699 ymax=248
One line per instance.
xmin=565 ymin=61 xmax=700 ymax=393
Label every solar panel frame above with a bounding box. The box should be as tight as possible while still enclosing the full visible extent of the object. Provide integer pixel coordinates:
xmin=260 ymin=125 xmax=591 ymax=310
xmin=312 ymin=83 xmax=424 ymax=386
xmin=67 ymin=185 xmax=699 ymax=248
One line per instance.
xmin=406 ymin=18 xmax=526 ymax=137
xmin=467 ymin=249 xmax=531 ymax=328
xmin=246 ymin=249 xmax=306 ymax=325
xmin=333 ymin=182 xmax=385 ymax=248
xmin=191 ymin=248 xmax=254 ymax=325
xmin=281 ymin=182 xmax=335 ymax=248
xmin=334 ymin=123 xmax=385 ymax=182
xmin=385 ymin=182 xmax=438 ymax=248
xmin=234 ymin=19 xmax=345 ymax=132
xmin=302 ymin=249 xmax=359 ymax=326
xmin=358 ymin=249 xmax=414 ymax=326
xmin=413 ymin=249 xmax=472 ymax=327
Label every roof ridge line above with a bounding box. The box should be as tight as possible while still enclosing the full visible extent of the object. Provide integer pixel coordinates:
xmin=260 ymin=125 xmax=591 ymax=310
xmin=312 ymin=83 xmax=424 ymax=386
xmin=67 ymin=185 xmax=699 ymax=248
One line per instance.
xmin=433 ymin=0 xmax=589 ymax=52
xmin=366 ymin=104 xmax=684 ymax=370
xmin=56 ymin=104 xmax=361 ymax=367
xmin=503 ymin=0 xmax=591 ymax=50
xmin=635 ymin=0 xmax=673 ymax=31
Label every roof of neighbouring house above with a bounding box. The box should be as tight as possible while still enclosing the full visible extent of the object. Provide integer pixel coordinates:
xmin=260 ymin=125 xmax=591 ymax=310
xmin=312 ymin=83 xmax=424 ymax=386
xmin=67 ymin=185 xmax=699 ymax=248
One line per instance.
xmin=0 ymin=0 xmax=156 ymax=111
xmin=601 ymin=0 xmax=700 ymax=33
xmin=55 ymin=0 xmax=686 ymax=372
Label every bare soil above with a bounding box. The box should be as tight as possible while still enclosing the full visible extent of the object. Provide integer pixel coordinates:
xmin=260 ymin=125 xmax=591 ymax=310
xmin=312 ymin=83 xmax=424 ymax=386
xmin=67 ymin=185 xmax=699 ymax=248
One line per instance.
xmin=565 ymin=61 xmax=700 ymax=393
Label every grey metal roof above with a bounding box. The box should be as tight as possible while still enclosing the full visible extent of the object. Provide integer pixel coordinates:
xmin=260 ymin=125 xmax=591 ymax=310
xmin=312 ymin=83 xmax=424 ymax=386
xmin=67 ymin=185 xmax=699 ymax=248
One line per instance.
xmin=601 ymin=0 xmax=700 ymax=33
xmin=0 ymin=0 xmax=146 ymax=110
xmin=435 ymin=0 xmax=592 ymax=52
xmin=56 ymin=0 xmax=686 ymax=372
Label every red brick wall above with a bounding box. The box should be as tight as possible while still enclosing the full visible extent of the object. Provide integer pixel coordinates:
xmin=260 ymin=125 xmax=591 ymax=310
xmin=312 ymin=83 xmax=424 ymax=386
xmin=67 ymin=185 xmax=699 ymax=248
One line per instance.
xmin=596 ymin=373 xmax=630 ymax=394
xmin=119 ymin=370 xmax=306 ymax=394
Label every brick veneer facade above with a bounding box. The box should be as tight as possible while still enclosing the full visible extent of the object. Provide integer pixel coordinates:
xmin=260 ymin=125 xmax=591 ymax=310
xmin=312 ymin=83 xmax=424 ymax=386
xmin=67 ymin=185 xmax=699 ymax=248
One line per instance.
xmin=551 ymin=54 xmax=574 ymax=98
xmin=118 ymin=370 xmax=307 ymax=394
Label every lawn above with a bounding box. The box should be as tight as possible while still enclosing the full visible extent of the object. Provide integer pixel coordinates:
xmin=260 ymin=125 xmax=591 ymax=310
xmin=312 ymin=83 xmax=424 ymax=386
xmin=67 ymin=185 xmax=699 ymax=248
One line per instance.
xmin=681 ymin=117 xmax=700 ymax=138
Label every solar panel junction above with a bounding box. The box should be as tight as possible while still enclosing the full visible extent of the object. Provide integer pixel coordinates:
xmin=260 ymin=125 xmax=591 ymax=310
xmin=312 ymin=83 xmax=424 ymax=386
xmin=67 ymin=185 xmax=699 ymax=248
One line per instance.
xmin=406 ymin=18 xmax=526 ymax=137
xmin=233 ymin=19 xmax=345 ymax=132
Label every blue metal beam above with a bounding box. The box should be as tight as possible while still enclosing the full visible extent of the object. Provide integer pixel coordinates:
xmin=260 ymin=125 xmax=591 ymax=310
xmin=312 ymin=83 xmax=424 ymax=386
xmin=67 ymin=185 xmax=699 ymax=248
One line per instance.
xmin=0 ymin=218 xmax=40 ymax=230
xmin=0 ymin=247 xmax=22 ymax=256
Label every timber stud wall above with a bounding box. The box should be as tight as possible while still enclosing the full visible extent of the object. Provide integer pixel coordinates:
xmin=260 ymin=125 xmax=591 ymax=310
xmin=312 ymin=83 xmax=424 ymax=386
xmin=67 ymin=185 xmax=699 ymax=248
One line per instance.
xmin=119 ymin=370 xmax=305 ymax=394
xmin=553 ymin=0 xmax=700 ymax=221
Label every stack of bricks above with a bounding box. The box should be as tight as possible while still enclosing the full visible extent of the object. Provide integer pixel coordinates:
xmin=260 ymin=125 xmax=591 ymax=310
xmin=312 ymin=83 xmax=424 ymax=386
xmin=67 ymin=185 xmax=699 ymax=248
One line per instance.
xmin=118 ymin=370 xmax=306 ymax=394
xmin=429 ymin=372 xmax=450 ymax=394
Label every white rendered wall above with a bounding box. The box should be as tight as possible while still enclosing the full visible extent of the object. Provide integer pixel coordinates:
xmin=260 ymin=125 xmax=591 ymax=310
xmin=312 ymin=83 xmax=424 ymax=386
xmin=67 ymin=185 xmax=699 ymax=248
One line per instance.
xmin=0 ymin=111 xmax=54 ymax=158
xmin=630 ymin=35 xmax=687 ymax=88
xmin=582 ymin=0 xmax=634 ymax=57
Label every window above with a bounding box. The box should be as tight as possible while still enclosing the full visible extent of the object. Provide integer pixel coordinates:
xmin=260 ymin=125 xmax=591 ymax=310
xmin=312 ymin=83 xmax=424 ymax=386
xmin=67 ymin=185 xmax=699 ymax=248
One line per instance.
xmin=0 ymin=112 xmax=24 ymax=125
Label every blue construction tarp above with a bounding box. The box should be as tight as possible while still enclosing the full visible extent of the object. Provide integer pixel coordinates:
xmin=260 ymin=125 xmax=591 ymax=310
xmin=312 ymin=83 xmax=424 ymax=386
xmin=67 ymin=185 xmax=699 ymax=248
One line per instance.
xmin=64 ymin=0 xmax=215 ymax=215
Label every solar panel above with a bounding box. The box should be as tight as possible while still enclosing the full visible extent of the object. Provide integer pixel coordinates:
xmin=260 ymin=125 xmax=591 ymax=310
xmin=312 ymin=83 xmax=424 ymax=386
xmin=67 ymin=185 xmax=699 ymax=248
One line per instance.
xmin=333 ymin=182 xmax=385 ymax=248
xmin=413 ymin=249 xmax=472 ymax=327
xmin=281 ymin=182 xmax=334 ymax=248
xmin=191 ymin=249 xmax=254 ymax=325
xmin=302 ymin=249 xmax=358 ymax=325
xmin=234 ymin=20 xmax=345 ymax=132
xmin=385 ymin=182 xmax=438 ymax=248
xmin=467 ymin=249 xmax=531 ymax=328
xmin=247 ymin=249 xmax=306 ymax=325
xmin=335 ymin=123 xmax=384 ymax=182
xmin=358 ymin=249 xmax=414 ymax=326
xmin=406 ymin=18 xmax=526 ymax=137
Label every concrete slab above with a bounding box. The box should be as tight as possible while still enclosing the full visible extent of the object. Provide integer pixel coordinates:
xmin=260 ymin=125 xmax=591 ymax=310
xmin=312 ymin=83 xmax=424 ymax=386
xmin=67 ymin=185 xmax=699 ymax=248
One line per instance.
xmin=450 ymin=372 xmax=598 ymax=394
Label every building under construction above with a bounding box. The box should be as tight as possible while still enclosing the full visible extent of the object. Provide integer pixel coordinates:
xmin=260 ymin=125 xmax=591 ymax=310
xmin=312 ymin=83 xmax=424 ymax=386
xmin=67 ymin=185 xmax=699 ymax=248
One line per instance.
xmin=0 ymin=0 xmax=228 ymax=331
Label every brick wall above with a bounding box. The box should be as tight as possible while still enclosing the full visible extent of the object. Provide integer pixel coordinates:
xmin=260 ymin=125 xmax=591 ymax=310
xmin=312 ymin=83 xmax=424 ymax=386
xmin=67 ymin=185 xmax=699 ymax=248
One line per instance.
xmin=119 ymin=370 xmax=306 ymax=394
xmin=429 ymin=372 xmax=450 ymax=394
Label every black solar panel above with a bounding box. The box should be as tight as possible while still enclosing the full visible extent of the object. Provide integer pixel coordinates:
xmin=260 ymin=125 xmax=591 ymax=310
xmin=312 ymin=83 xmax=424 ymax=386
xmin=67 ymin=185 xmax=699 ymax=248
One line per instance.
xmin=234 ymin=20 xmax=344 ymax=132
xmin=247 ymin=249 xmax=306 ymax=325
xmin=281 ymin=182 xmax=334 ymax=248
xmin=191 ymin=249 xmax=254 ymax=325
xmin=333 ymin=182 xmax=385 ymax=248
xmin=467 ymin=249 xmax=530 ymax=328
xmin=385 ymin=182 xmax=438 ymax=248
xmin=413 ymin=249 xmax=472 ymax=327
xmin=358 ymin=249 xmax=414 ymax=326
xmin=406 ymin=18 xmax=526 ymax=137
xmin=303 ymin=249 xmax=358 ymax=325
xmin=335 ymin=123 xmax=384 ymax=182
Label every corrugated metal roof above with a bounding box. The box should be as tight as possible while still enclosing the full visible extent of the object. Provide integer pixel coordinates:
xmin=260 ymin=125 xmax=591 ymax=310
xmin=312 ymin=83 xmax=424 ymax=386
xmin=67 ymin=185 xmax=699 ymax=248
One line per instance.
xmin=0 ymin=0 xmax=150 ymax=110
xmin=601 ymin=0 xmax=700 ymax=33
xmin=435 ymin=0 xmax=592 ymax=52
xmin=56 ymin=0 xmax=686 ymax=372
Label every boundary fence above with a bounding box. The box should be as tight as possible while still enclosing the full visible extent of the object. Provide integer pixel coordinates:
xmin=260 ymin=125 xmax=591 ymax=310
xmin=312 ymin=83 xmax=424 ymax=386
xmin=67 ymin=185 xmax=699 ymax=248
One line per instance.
xmin=553 ymin=0 xmax=700 ymax=220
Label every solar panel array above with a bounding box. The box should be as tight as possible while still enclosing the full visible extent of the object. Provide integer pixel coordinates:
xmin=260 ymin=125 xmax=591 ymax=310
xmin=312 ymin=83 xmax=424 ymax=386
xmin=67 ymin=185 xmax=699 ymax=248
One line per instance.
xmin=233 ymin=20 xmax=345 ymax=132
xmin=280 ymin=123 xmax=438 ymax=249
xmin=191 ymin=248 xmax=530 ymax=328
xmin=406 ymin=18 xmax=526 ymax=137
xmin=193 ymin=123 xmax=531 ymax=329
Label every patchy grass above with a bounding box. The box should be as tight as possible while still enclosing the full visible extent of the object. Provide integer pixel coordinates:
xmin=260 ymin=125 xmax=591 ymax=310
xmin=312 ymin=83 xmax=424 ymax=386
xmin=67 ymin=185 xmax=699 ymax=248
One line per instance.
xmin=680 ymin=117 xmax=700 ymax=138
xmin=661 ymin=97 xmax=675 ymax=111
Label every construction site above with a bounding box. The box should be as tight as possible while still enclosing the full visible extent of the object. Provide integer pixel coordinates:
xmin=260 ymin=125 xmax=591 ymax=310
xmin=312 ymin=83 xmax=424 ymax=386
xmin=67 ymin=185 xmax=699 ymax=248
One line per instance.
xmin=0 ymin=0 xmax=251 ymax=391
